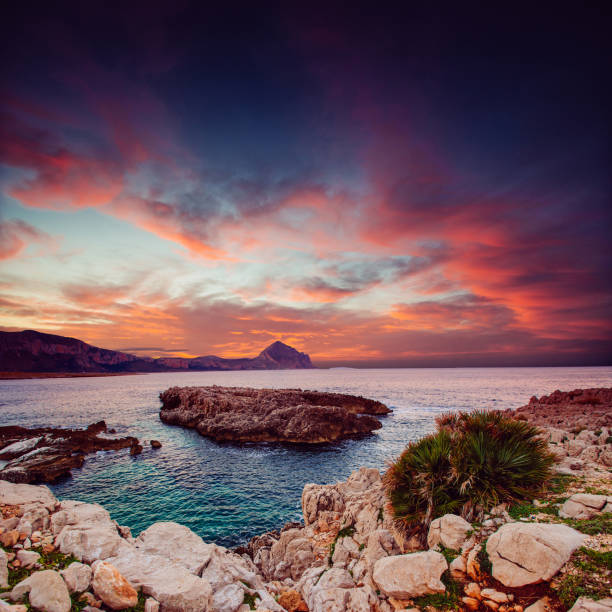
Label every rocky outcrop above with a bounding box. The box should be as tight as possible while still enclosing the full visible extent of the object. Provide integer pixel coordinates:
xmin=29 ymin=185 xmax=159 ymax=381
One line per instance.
xmin=0 ymin=422 xmax=139 ymax=484
xmin=486 ymin=523 xmax=586 ymax=587
xmin=159 ymin=386 xmax=390 ymax=443
xmin=508 ymin=388 xmax=612 ymax=430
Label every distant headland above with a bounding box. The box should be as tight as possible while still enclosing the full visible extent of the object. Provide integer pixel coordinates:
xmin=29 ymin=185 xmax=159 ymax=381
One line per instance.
xmin=0 ymin=330 xmax=313 ymax=376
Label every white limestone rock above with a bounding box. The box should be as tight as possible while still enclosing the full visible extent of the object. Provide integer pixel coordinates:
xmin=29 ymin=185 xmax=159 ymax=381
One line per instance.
xmin=559 ymin=494 xmax=611 ymax=519
xmin=135 ymin=521 xmax=216 ymax=574
xmin=486 ymin=523 xmax=586 ymax=587
xmin=10 ymin=570 xmax=71 ymax=612
xmin=0 ymin=480 xmax=57 ymax=510
xmin=60 ymin=561 xmax=92 ymax=593
xmin=427 ymin=514 xmax=472 ymax=550
xmin=372 ymin=551 xmax=447 ymax=598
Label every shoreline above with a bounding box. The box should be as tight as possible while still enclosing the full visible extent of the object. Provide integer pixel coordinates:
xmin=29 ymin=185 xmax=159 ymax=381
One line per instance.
xmin=0 ymin=371 xmax=146 ymax=380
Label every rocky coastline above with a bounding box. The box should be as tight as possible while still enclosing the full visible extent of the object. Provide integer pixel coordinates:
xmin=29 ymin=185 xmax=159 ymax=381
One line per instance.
xmin=0 ymin=422 xmax=142 ymax=484
xmin=0 ymin=388 xmax=610 ymax=612
xmin=159 ymin=386 xmax=391 ymax=444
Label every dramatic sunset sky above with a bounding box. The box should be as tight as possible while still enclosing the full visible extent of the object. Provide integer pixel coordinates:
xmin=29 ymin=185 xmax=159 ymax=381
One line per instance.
xmin=1 ymin=3 xmax=610 ymax=366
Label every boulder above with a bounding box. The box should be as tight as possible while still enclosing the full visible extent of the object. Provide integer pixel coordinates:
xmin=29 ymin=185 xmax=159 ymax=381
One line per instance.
xmin=135 ymin=521 xmax=216 ymax=574
xmin=15 ymin=549 xmax=39 ymax=568
xmin=0 ymin=480 xmax=57 ymax=509
xmin=92 ymin=561 xmax=139 ymax=610
xmin=427 ymin=514 xmax=472 ymax=550
xmin=486 ymin=523 xmax=586 ymax=587
xmin=211 ymin=583 xmax=244 ymax=612
xmin=372 ymin=551 xmax=447 ymax=598
xmin=559 ymin=494 xmax=611 ymax=519
xmin=267 ymin=529 xmax=315 ymax=581
xmin=10 ymin=570 xmax=71 ymax=612
xmin=53 ymin=501 xmax=129 ymax=563
xmin=569 ymin=597 xmax=612 ymax=612
xmin=60 ymin=561 xmax=92 ymax=593
xmin=105 ymin=548 xmax=213 ymax=612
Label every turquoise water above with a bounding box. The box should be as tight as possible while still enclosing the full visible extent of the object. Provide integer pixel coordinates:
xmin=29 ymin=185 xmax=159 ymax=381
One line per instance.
xmin=1 ymin=367 xmax=611 ymax=546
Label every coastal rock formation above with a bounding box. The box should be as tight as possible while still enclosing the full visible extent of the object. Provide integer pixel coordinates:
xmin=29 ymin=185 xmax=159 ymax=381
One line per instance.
xmin=0 ymin=422 xmax=138 ymax=484
xmin=159 ymin=386 xmax=390 ymax=443
xmin=0 ymin=330 xmax=314 ymax=374
xmin=508 ymin=388 xmax=612 ymax=430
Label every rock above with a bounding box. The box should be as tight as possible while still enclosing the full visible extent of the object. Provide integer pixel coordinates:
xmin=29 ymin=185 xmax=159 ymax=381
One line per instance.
xmin=277 ymin=589 xmax=308 ymax=612
xmin=524 ymin=597 xmax=553 ymax=612
xmin=150 ymin=440 xmax=162 ymax=448
xmin=267 ymin=529 xmax=314 ymax=581
xmin=0 ymin=425 xmax=138 ymax=484
xmin=135 ymin=521 xmax=215 ymax=574
xmin=449 ymin=554 xmax=467 ymax=580
xmin=302 ymin=484 xmax=344 ymax=526
xmin=0 ymin=480 xmax=58 ymax=508
xmin=559 ymin=494 xmax=611 ymax=519
xmin=427 ymin=514 xmax=472 ymax=550
xmin=159 ymin=386 xmax=390 ymax=444
xmin=92 ymin=561 xmax=139 ymax=610
xmin=464 ymin=583 xmax=481 ymax=598
xmin=144 ymin=598 xmax=160 ymax=612
xmin=10 ymin=569 xmax=71 ymax=612
xmin=60 ymin=562 xmax=92 ymax=593
xmin=0 ymin=530 xmax=19 ymax=547
xmin=211 ymin=583 xmax=244 ymax=612
xmin=0 ymin=549 xmax=8 ymax=589
xmin=481 ymin=589 xmax=509 ymax=603
xmin=600 ymin=446 xmax=612 ymax=467
xmin=372 ymin=550 xmax=447 ymax=598
xmin=129 ymin=444 xmax=143 ymax=456
xmin=15 ymin=549 xmax=39 ymax=568
xmin=463 ymin=597 xmax=481 ymax=610
xmin=53 ymin=501 xmax=130 ymax=563
xmin=568 ymin=597 xmax=612 ymax=612
xmin=486 ymin=523 xmax=586 ymax=587
xmin=105 ymin=547 xmax=213 ymax=612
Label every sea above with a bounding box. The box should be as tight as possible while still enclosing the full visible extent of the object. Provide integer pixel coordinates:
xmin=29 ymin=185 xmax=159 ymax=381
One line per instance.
xmin=1 ymin=367 xmax=611 ymax=547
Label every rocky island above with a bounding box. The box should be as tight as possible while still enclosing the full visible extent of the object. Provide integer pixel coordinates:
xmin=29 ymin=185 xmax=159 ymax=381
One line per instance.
xmin=159 ymin=386 xmax=391 ymax=443
xmin=0 ymin=422 xmax=140 ymax=484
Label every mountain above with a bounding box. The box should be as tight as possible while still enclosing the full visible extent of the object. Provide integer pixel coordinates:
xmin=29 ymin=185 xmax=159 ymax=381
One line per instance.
xmin=0 ymin=330 xmax=314 ymax=373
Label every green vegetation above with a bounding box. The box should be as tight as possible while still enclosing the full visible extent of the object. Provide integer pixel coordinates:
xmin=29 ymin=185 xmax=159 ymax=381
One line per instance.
xmin=508 ymin=501 xmax=558 ymax=520
xmin=414 ymin=571 xmax=461 ymax=610
xmin=438 ymin=545 xmax=461 ymax=563
xmin=477 ymin=541 xmax=492 ymax=575
xmin=243 ymin=591 xmax=258 ymax=610
xmin=554 ymin=547 xmax=611 ymax=608
xmin=384 ymin=410 xmax=555 ymax=539
xmin=563 ymin=513 xmax=612 ymax=536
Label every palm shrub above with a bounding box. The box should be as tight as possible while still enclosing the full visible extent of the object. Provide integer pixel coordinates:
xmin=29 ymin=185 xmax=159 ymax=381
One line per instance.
xmin=384 ymin=410 xmax=556 ymax=541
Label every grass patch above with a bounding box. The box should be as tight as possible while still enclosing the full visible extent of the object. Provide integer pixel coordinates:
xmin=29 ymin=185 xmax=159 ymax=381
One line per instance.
xmin=562 ymin=513 xmax=612 ymax=535
xmin=414 ymin=571 xmax=461 ymax=610
xmin=243 ymin=592 xmax=257 ymax=610
xmin=554 ymin=547 xmax=611 ymax=608
xmin=508 ymin=501 xmax=558 ymax=520
xmin=477 ymin=541 xmax=492 ymax=575
xmin=439 ymin=545 xmax=461 ymax=563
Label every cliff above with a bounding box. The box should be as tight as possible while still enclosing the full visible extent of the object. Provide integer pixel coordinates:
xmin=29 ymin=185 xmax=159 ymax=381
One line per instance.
xmin=0 ymin=331 xmax=314 ymax=374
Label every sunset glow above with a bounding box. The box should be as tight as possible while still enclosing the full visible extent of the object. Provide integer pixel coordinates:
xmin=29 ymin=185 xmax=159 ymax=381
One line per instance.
xmin=1 ymin=4 xmax=610 ymax=366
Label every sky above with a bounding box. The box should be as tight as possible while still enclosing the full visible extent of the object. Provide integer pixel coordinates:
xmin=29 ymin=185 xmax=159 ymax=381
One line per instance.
xmin=0 ymin=2 xmax=610 ymax=366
